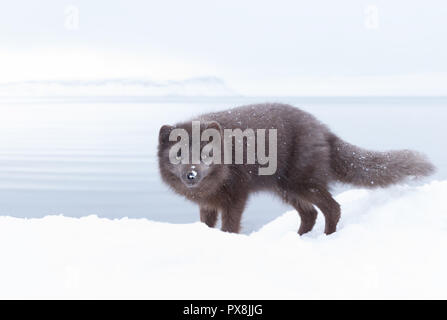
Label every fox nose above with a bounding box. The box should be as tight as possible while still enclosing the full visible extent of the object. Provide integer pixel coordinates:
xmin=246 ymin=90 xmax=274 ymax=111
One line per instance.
xmin=186 ymin=170 xmax=198 ymax=181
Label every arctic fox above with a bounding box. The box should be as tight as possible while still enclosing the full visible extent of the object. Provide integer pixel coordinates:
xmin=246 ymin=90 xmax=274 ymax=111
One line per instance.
xmin=158 ymin=103 xmax=434 ymax=235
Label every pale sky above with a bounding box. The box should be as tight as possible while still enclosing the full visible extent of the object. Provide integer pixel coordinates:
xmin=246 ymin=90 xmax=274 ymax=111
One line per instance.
xmin=1 ymin=0 xmax=447 ymax=95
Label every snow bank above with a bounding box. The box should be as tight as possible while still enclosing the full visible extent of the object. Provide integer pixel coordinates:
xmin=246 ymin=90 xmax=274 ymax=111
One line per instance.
xmin=1 ymin=181 xmax=446 ymax=299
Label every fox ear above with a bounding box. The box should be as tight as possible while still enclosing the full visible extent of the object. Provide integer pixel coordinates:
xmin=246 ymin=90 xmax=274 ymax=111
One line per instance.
xmin=205 ymin=121 xmax=222 ymax=133
xmin=159 ymin=125 xmax=173 ymax=144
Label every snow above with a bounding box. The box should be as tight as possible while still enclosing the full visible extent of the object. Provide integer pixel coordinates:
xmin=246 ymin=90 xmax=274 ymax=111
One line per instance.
xmin=1 ymin=181 xmax=446 ymax=299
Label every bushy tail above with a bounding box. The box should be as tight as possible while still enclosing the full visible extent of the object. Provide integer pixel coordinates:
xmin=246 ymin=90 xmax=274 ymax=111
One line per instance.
xmin=328 ymin=135 xmax=435 ymax=188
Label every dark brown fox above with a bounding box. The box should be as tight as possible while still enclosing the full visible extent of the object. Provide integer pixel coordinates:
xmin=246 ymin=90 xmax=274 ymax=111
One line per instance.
xmin=158 ymin=103 xmax=434 ymax=235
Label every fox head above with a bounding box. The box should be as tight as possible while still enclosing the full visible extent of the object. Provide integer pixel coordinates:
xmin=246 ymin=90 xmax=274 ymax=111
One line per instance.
xmin=157 ymin=120 xmax=229 ymax=198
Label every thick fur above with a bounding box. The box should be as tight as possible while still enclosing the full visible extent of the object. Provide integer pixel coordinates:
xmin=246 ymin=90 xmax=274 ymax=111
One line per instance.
xmin=328 ymin=135 xmax=434 ymax=187
xmin=158 ymin=103 xmax=435 ymax=235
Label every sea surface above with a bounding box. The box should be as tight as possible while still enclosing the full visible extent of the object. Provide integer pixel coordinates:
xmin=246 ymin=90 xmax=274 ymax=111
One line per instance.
xmin=0 ymin=96 xmax=445 ymax=233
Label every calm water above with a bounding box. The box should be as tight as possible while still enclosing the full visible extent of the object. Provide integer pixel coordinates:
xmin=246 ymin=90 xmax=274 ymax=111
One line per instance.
xmin=0 ymin=96 xmax=445 ymax=233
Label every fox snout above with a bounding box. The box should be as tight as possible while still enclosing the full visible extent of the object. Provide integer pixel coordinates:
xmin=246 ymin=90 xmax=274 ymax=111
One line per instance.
xmin=181 ymin=167 xmax=203 ymax=188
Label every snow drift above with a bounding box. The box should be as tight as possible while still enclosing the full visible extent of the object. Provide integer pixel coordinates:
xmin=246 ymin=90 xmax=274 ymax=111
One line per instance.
xmin=0 ymin=181 xmax=446 ymax=299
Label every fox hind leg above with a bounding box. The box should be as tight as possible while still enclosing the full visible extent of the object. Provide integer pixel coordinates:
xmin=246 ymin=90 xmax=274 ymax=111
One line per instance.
xmin=278 ymin=190 xmax=317 ymax=235
xmin=293 ymin=198 xmax=318 ymax=235
xmin=299 ymin=186 xmax=341 ymax=235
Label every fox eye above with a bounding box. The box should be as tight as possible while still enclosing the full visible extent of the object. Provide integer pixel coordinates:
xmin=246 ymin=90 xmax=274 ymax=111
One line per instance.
xmin=201 ymin=150 xmax=214 ymax=162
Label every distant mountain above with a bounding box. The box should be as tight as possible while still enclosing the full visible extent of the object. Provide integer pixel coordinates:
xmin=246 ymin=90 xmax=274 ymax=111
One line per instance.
xmin=0 ymin=77 xmax=238 ymax=97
